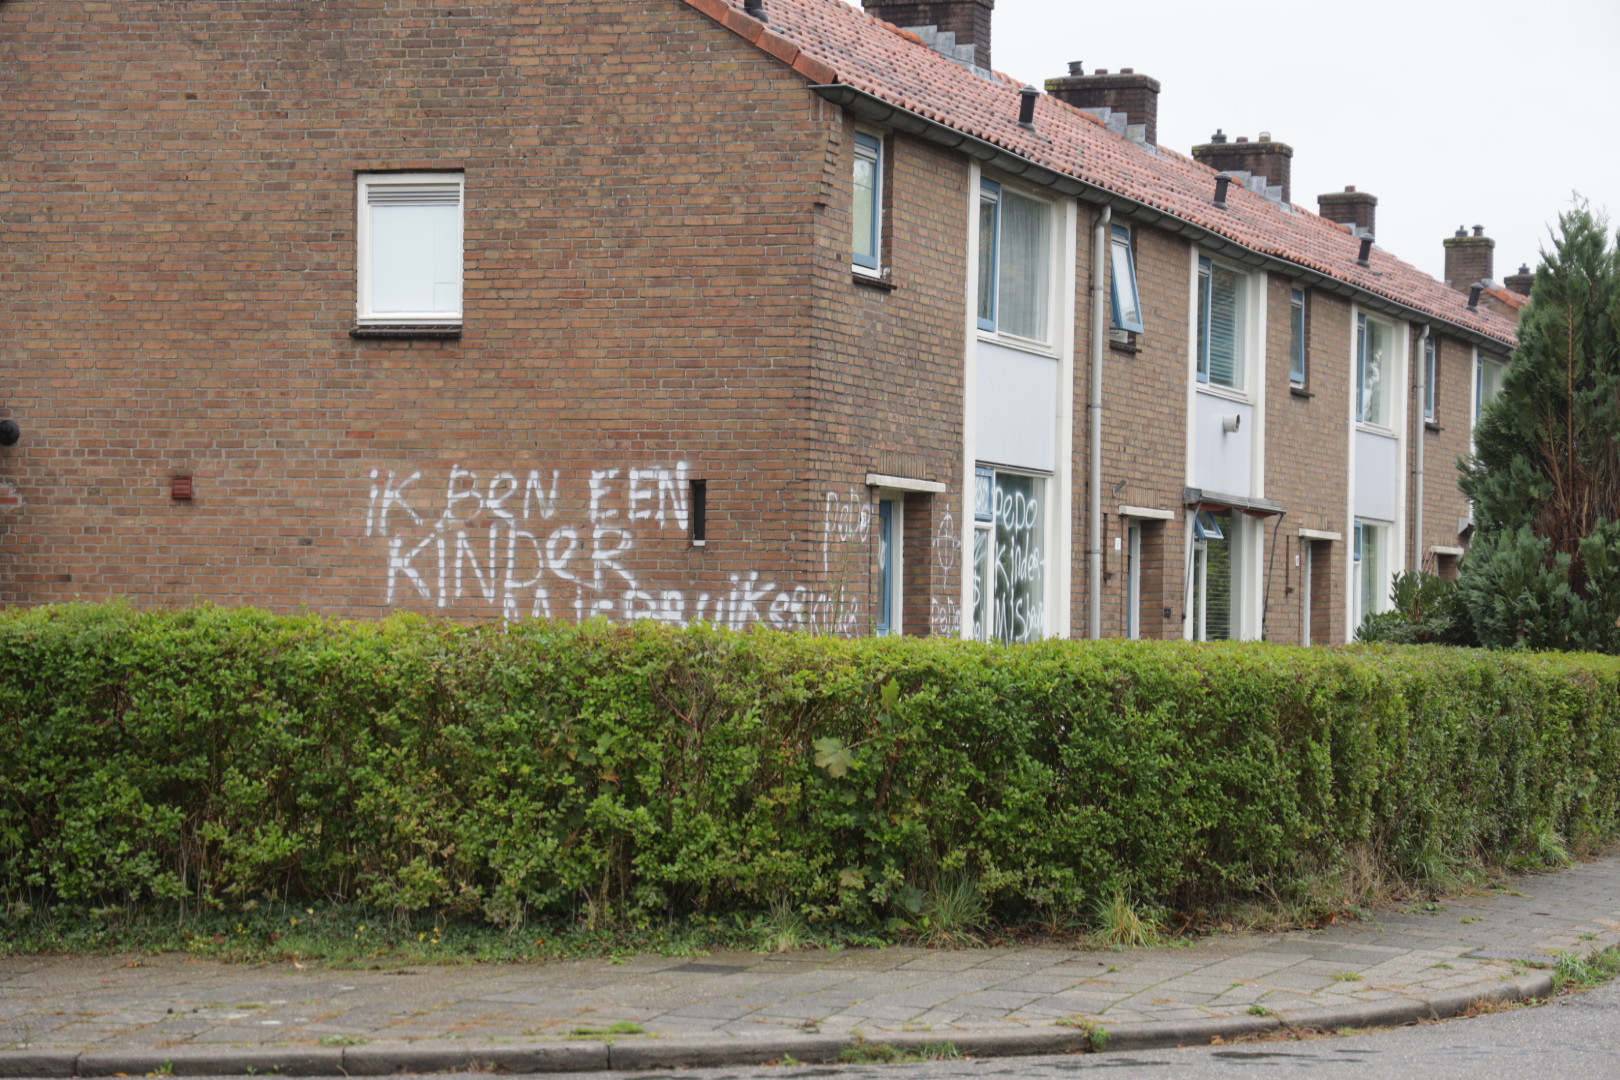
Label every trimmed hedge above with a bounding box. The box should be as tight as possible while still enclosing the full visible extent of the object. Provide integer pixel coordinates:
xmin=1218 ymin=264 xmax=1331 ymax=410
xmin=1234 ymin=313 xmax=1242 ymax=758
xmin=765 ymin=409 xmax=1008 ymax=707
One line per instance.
xmin=3 ymin=603 xmax=1620 ymax=927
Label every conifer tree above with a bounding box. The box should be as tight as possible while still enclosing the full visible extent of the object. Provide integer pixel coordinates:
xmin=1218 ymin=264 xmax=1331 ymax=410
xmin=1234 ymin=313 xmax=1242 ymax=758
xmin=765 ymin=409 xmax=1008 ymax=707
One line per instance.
xmin=1458 ymin=204 xmax=1620 ymax=651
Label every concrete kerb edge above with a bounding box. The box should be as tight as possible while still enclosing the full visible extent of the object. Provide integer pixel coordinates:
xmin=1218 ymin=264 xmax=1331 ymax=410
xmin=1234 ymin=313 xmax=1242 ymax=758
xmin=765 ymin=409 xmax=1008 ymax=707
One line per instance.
xmin=0 ymin=977 xmax=1560 ymax=1077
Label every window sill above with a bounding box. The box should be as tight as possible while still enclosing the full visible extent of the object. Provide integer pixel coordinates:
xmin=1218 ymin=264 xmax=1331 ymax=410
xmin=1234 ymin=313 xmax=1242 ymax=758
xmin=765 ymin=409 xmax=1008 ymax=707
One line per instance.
xmin=1195 ymin=383 xmax=1252 ymax=406
xmin=1108 ymin=337 xmax=1141 ymax=355
xmin=1425 ymin=420 xmax=1443 ymax=432
xmin=977 ymin=332 xmax=1059 ymax=360
xmin=852 ymin=270 xmax=896 ymax=292
xmin=1289 ymin=385 xmax=1313 ymax=398
xmin=351 ymin=324 xmax=463 ymax=339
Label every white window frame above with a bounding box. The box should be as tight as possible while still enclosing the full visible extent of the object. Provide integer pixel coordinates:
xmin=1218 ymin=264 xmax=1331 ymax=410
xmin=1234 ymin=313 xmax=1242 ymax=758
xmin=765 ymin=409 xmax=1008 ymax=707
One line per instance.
xmin=976 ymin=178 xmax=1058 ymax=348
xmin=1289 ymin=288 xmax=1308 ymax=388
xmin=1356 ymin=313 xmax=1396 ymax=429
xmin=1353 ymin=519 xmax=1392 ymax=628
xmin=875 ymin=493 xmax=903 ymax=635
xmin=356 ymin=171 xmax=464 ymax=326
xmin=1474 ymin=352 xmax=1507 ymax=429
xmin=852 ymin=131 xmax=884 ymax=274
xmin=1195 ymin=254 xmax=1250 ymax=393
xmin=971 ymin=464 xmax=1051 ymax=643
xmin=1110 ymin=225 xmax=1145 ymax=333
xmin=1423 ymin=336 xmax=1438 ymax=423
xmin=1126 ymin=521 xmax=1143 ymax=639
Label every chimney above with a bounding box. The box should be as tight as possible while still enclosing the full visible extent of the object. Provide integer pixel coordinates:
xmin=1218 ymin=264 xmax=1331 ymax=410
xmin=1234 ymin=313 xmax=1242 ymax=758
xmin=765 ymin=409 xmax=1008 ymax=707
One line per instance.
xmin=1191 ymin=131 xmax=1294 ymax=203
xmin=861 ymin=0 xmax=995 ymax=69
xmin=1045 ymin=63 xmax=1161 ymax=147
xmin=1318 ymin=186 xmax=1378 ymax=238
xmin=1504 ymin=262 xmax=1534 ymax=297
xmin=1444 ymin=224 xmax=1495 ymax=290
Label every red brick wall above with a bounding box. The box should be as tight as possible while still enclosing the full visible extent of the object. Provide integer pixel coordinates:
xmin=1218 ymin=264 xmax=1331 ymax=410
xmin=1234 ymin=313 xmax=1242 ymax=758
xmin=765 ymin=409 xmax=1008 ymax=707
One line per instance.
xmin=0 ymin=0 xmax=916 ymax=628
xmin=1079 ymin=213 xmax=1193 ymax=639
xmin=1263 ymin=280 xmax=1352 ymax=643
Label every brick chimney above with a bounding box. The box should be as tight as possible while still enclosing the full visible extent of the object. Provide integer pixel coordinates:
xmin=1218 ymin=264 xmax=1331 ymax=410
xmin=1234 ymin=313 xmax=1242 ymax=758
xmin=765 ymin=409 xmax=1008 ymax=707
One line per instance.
xmin=1191 ymin=131 xmax=1293 ymax=203
xmin=1444 ymin=224 xmax=1495 ymax=289
xmin=1504 ymin=262 xmax=1534 ymax=297
xmin=862 ymin=0 xmax=995 ymax=69
xmin=1045 ymin=63 xmax=1161 ymax=146
xmin=1317 ymin=186 xmax=1378 ymax=238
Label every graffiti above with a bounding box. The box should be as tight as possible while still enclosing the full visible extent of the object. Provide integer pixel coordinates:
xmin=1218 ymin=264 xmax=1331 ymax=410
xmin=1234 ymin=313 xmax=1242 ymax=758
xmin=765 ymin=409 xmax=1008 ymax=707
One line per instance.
xmin=364 ymin=463 xmax=863 ymax=632
xmin=930 ymin=509 xmax=961 ymax=637
xmin=992 ymin=482 xmax=1045 ymax=644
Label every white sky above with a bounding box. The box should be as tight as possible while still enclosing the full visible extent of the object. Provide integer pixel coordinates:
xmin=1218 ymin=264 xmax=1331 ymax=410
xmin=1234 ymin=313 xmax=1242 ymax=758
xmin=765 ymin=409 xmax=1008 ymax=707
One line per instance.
xmin=976 ymin=0 xmax=1620 ymax=283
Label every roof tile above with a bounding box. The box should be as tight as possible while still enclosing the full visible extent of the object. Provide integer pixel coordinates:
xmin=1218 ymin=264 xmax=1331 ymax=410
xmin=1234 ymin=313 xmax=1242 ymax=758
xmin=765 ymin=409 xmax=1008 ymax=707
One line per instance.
xmin=681 ymin=0 xmax=1518 ymax=348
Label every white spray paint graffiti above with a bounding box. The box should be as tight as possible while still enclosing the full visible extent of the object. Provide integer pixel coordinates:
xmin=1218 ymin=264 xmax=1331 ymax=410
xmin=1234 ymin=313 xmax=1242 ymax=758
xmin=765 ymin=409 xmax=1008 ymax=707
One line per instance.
xmin=363 ymin=463 xmax=864 ymax=632
xmin=930 ymin=509 xmax=961 ymax=637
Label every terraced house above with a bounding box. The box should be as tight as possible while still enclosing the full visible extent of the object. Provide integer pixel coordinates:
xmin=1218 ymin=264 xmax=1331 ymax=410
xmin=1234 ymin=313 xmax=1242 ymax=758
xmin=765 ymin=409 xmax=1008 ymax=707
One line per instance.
xmin=0 ymin=0 xmax=1521 ymax=643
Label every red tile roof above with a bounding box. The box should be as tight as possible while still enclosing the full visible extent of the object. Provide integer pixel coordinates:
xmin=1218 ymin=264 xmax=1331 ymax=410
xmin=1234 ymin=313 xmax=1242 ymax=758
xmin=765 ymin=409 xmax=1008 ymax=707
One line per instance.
xmin=681 ymin=0 xmax=1519 ymax=349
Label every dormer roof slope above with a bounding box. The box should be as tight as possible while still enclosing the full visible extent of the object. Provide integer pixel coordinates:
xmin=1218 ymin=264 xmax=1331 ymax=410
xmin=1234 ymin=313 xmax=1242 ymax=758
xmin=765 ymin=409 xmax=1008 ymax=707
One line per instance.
xmin=681 ymin=0 xmax=1518 ymax=351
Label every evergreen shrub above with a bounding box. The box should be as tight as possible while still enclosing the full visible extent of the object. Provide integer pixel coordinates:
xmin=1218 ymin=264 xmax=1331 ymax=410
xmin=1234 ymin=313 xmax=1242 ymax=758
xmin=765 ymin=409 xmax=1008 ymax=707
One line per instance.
xmin=5 ymin=604 xmax=1620 ymax=927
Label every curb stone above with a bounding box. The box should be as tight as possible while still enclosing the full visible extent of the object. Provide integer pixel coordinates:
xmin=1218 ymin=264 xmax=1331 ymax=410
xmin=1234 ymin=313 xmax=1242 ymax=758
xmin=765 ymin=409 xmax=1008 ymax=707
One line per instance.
xmin=0 ymin=974 xmax=1560 ymax=1077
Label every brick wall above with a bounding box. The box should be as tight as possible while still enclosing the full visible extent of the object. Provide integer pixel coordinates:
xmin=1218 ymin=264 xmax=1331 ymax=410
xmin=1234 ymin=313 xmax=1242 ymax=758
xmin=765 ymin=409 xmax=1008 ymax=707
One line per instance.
xmin=1408 ymin=333 xmax=1479 ymax=570
xmin=1264 ymin=280 xmax=1352 ymax=643
xmin=0 ymin=0 xmax=949 ymax=630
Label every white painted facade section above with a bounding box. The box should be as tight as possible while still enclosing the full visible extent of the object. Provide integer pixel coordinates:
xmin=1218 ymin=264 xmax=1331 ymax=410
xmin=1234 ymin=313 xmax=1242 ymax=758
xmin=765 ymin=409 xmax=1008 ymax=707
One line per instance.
xmin=975 ymin=340 xmax=1059 ymax=473
xmin=1353 ymin=429 xmax=1400 ymax=522
xmin=1192 ymin=392 xmax=1255 ymax=497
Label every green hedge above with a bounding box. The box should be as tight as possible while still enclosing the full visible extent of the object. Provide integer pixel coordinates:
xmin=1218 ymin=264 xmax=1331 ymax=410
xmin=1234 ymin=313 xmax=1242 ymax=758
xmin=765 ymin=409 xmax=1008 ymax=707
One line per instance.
xmin=3 ymin=603 xmax=1619 ymax=927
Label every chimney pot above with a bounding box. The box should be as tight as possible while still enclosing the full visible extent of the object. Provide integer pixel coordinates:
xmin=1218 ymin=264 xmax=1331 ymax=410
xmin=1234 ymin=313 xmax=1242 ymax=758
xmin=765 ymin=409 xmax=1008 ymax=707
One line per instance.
xmin=861 ymin=0 xmax=997 ymax=68
xmin=1455 ymin=225 xmax=1468 ymax=237
xmin=1045 ymin=64 xmax=1162 ymax=146
xmin=1318 ymin=187 xmax=1378 ymax=239
xmin=1068 ymin=60 xmax=1084 ymax=76
xmin=1196 ymin=133 xmax=1295 ymax=202
xmin=1259 ymin=130 xmax=1271 ymax=141
xmin=1473 ymin=224 xmax=1485 ymax=237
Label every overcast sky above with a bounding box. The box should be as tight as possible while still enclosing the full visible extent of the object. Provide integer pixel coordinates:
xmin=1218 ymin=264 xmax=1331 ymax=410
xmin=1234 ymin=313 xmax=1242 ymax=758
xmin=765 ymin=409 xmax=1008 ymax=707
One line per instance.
xmin=974 ymin=0 xmax=1620 ymax=284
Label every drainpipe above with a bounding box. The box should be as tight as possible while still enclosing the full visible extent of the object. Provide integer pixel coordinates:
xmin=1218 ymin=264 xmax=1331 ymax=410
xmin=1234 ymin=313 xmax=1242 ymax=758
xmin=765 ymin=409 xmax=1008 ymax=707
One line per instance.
xmin=1089 ymin=205 xmax=1111 ymax=639
xmin=1414 ymin=323 xmax=1430 ymax=574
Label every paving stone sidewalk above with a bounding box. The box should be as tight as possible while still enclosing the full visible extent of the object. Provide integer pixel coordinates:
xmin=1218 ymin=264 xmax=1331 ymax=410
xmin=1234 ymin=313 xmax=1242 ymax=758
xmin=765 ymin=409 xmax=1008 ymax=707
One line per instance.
xmin=4 ymin=856 xmax=1619 ymax=1074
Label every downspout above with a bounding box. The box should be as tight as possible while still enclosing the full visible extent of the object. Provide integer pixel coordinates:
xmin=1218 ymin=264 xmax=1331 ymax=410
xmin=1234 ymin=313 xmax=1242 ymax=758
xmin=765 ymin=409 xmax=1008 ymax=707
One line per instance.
xmin=1414 ymin=323 xmax=1430 ymax=573
xmin=1088 ymin=206 xmax=1111 ymax=639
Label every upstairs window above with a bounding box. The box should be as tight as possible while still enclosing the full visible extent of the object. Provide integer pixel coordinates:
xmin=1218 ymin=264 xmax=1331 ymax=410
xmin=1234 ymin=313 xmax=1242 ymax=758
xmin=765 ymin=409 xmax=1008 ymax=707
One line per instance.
xmin=1109 ymin=225 xmax=1144 ymax=333
xmin=1289 ymin=288 xmax=1308 ymax=387
xmin=357 ymin=173 xmax=464 ymax=326
xmin=1475 ymin=354 xmax=1507 ymax=425
xmin=852 ymin=132 xmax=883 ymax=272
xmin=1357 ymin=313 xmax=1391 ymax=427
xmin=977 ymin=179 xmax=1052 ymax=343
xmin=1196 ymin=256 xmax=1246 ymax=389
xmin=1423 ymin=337 xmax=1438 ymax=422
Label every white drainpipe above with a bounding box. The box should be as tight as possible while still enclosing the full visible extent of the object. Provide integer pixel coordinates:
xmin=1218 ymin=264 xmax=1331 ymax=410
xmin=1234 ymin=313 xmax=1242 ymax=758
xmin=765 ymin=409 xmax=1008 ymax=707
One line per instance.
xmin=1089 ymin=205 xmax=1111 ymax=639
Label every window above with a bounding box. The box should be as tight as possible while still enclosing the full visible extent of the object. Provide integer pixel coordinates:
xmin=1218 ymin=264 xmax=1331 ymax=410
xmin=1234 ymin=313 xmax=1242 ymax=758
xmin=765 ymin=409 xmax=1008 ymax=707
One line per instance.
xmin=852 ymin=132 xmax=883 ymax=272
xmin=1196 ymin=256 xmax=1246 ymax=389
xmin=357 ymin=173 xmax=464 ymax=326
xmin=876 ymin=497 xmax=899 ymax=634
xmin=1191 ymin=509 xmax=1235 ymax=641
xmin=971 ymin=466 xmax=1047 ymax=643
xmin=1110 ymin=225 xmax=1144 ymax=333
xmin=1289 ymin=288 xmax=1308 ymax=387
xmin=1356 ymin=314 xmax=1391 ymax=427
xmin=1353 ymin=520 xmax=1390 ymax=629
xmin=977 ymin=179 xmax=1053 ymax=342
xmin=1475 ymin=354 xmax=1506 ymax=426
xmin=1423 ymin=337 xmax=1438 ymax=422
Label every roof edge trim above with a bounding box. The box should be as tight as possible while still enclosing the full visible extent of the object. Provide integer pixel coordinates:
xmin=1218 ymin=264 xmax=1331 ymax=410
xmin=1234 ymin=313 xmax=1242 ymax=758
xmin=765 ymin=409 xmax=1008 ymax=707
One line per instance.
xmin=811 ymin=84 xmax=1513 ymax=356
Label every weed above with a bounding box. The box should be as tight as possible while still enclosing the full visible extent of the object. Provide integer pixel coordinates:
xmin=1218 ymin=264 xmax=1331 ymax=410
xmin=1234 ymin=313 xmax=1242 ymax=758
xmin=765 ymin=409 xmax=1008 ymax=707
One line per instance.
xmin=1247 ymin=1004 xmax=1272 ymax=1017
xmin=774 ymin=1054 xmax=801 ymax=1067
xmin=1330 ymin=972 xmax=1362 ymax=982
xmin=838 ymin=1035 xmax=958 ymax=1064
xmin=1091 ymin=887 xmax=1163 ymax=949
xmin=147 ymin=1062 xmax=174 ymax=1077
xmin=758 ymin=898 xmax=811 ymax=954
xmin=1432 ymin=962 xmax=1454 ymax=970
xmin=1055 ymin=1016 xmax=1109 ymax=1051
xmin=317 ymin=1036 xmax=367 ymax=1047
xmin=1460 ymin=916 xmax=1483 ymax=924
xmin=1552 ymin=948 xmax=1620 ymax=993
xmin=569 ymin=1021 xmax=645 ymax=1037
xmin=916 ymin=874 xmax=988 ymax=947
